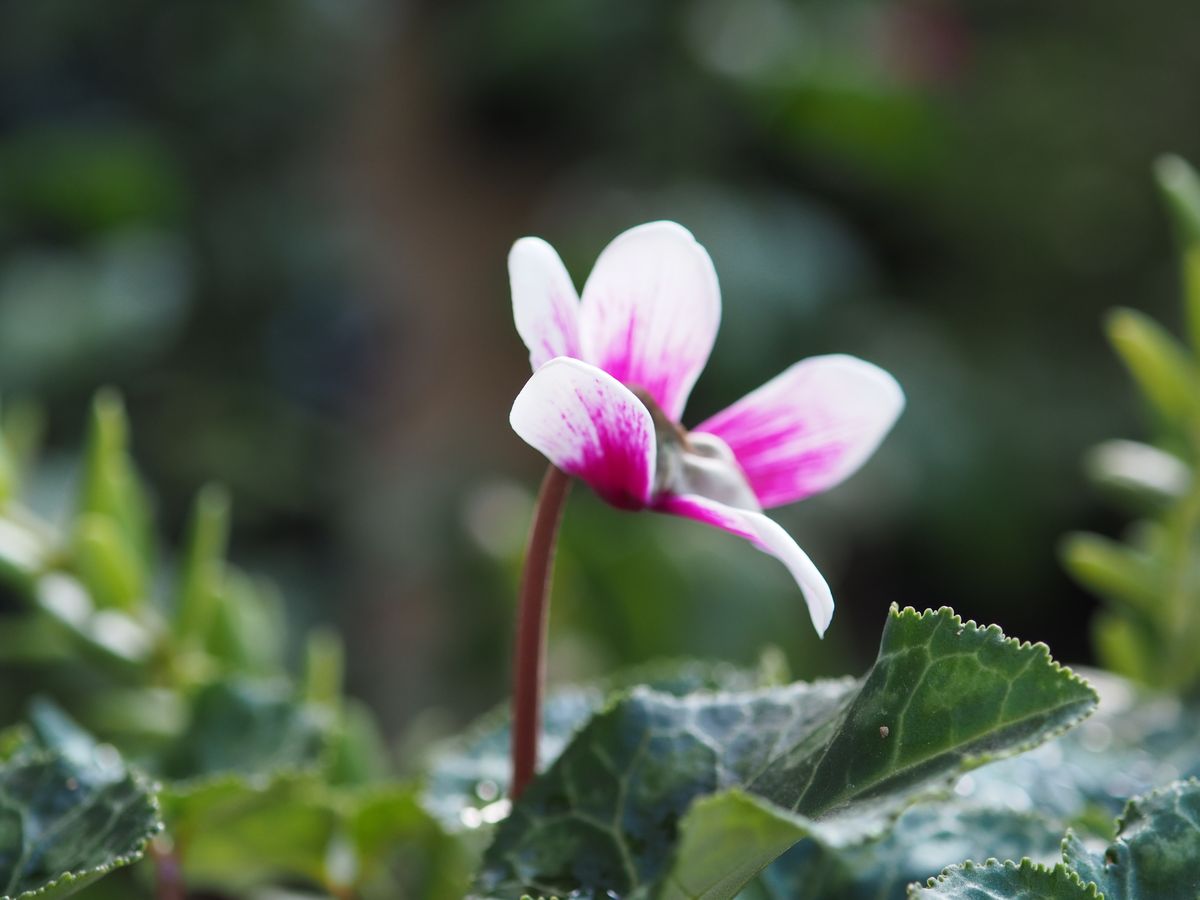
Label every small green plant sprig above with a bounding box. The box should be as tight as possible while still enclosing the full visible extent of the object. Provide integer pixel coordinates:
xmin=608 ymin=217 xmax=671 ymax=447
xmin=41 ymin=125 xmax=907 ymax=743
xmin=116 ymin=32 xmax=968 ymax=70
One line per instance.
xmin=0 ymin=392 xmax=463 ymax=900
xmin=1062 ymin=155 xmax=1200 ymax=695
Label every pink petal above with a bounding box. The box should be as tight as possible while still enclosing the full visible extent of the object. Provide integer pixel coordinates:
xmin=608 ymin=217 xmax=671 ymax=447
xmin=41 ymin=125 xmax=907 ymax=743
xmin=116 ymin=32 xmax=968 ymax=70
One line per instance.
xmin=657 ymin=493 xmax=834 ymax=636
xmin=695 ymin=354 xmax=904 ymax=509
xmin=509 ymin=237 xmax=583 ymax=370
xmin=510 ymin=357 xmax=655 ymax=510
xmin=579 ymin=222 xmax=720 ymax=421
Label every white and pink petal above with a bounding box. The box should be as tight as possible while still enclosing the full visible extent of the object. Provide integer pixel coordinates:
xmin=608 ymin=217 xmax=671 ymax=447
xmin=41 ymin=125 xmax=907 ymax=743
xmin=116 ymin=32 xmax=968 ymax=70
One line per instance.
xmin=509 ymin=236 xmax=583 ymax=371
xmin=656 ymin=493 xmax=834 ymax=636
xmin=510 ymin=357 xmax=656 ymax=510
xmin=579 ymin=221 xmax=720 ymax=422
xmin=695 ymin=354 xmax=904 ymax=510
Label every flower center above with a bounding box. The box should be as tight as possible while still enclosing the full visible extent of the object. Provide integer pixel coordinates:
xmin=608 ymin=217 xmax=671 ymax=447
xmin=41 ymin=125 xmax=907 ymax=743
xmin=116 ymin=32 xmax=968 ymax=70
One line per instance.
xmin=629 ymin=387 xmax=760 ymax=512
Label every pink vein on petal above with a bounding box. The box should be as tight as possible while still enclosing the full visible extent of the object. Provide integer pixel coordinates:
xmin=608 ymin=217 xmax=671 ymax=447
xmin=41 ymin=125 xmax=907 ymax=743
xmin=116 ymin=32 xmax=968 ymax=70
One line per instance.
xmin=579 ymin=222 xmax=720 ymax=420
xmin=700 ymin=401 xmax=850 ymax=507
xmin=697 ymin=355 xmax=904 ymax=509
xmin=510 ymin=358 xmax=655 ymax=510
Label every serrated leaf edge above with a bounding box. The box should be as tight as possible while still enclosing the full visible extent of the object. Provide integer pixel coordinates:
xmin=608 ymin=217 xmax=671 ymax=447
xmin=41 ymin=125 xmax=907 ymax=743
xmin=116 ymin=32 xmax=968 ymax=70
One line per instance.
xmin=908 ymin=857 xmax=1102 ymax=898
xmin=1061 ymin=775 xmax=1200 ymax=874
xmin=1 ymin=752 xmax=164 ymax=900
xmin=1113 ymin=774 xmax=1200 ymax=833
xmin=884 ymin=605 xmax=1100 ymax=746
xmin=886 ymin=605 xmax=1099 ymax=694
xmin=655 ymin=607 xmax=1102 ymax=857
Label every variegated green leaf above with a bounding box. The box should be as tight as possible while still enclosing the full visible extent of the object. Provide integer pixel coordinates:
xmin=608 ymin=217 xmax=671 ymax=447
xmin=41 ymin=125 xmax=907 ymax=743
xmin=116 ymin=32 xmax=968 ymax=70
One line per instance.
xmin=475 ymin=606 xmax=1097 ymax=899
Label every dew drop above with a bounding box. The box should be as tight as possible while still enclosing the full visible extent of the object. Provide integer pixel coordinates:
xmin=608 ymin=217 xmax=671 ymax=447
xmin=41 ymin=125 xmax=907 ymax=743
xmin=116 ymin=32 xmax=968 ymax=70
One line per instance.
xmin=476 ymin=779 xmax=499 ymax=802
xmin=94 ymin=744 xmax=122 ymax=771
xmin=480 ymin=799 xmax=511 ymax=824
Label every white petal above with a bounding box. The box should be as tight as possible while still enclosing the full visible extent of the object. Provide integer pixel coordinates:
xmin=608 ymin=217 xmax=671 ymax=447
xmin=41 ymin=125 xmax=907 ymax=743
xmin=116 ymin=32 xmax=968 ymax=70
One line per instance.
xmin=579 ymin=221 xmax=720 ymax=421
xmin=656 ymin=493 xmax=834 ymax=636
xmin=695 ymin=354 xmax=904 ymax=509
xmin=510 ymin=237 xmax=582 ymax=370
xmin=510 ymin=357 xmax=656 ymax=510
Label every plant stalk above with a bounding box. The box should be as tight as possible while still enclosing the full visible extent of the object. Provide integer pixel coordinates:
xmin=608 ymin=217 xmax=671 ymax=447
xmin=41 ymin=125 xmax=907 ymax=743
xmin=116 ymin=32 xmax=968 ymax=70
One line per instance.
xmin=151 ymin=839 xmax=186 ymax=900
xmin=511 ymin=465 xmax=571 ymax=800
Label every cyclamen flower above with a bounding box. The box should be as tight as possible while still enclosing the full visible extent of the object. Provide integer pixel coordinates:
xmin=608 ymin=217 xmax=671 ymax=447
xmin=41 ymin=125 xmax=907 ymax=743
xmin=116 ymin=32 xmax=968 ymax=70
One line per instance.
xmin=508 ymin=221 xmax=903 ymax=635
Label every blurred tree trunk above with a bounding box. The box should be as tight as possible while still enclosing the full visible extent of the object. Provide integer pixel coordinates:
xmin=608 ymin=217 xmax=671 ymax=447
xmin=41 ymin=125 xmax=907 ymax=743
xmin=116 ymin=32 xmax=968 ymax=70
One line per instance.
xmin=339 ymin=7 xmax=552 ymax=735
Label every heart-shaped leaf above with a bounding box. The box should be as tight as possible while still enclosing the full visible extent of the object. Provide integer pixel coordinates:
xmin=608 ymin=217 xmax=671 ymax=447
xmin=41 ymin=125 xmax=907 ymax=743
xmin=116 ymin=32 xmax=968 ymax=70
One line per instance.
xmin=475 ymin=606 xmax=1097 ymax=899
xmin=423 ymin=660 xmax=767 ymax=836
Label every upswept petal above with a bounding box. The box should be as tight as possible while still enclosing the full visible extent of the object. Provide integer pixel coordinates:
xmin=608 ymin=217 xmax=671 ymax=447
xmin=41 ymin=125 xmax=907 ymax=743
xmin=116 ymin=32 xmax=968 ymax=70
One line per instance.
xmin=656 ymin=493 xmax=834 ymax=636
xmin=579 ymin=221 xmax=720 ymax=421
xmin=510 ymin=357 xmax=656 ymax=510
xmin=509 ymin=237 xmax=583 ymax=370
xmin=695 ymin=354 xmax=904 ymax=509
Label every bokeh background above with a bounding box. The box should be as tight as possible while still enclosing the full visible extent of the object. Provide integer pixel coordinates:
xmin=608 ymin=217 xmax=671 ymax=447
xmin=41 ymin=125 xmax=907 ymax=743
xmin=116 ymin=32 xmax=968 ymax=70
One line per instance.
xmin=3 ymin=0 xmax=1200 ymax=742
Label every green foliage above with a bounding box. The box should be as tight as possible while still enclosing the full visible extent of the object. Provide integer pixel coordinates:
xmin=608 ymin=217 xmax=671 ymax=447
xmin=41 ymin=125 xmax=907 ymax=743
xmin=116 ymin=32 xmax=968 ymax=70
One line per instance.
xmin=1156 ymin=156 xmax=1200 ymax=353
xmin=1063 ymin=155 xmax=1200 ymax=695
xmin=0 ymin=382 xmax=1186 ymax=900
xmin=78 ymin=391 xmax=153 ymax=588
xmin=755 ymin=804 xmax=1065 ymax=900
xmin=174 ymin=484 xmax=230 ymax=653
xmin=914 ymin=779 xmax=1200 ymax=898
xmin=422 ymin=660 xmax=766 ymax=840
xmin=910 ymin=860 xmax=1099 ymax=899
xmin=749 ymin=666 xmax=1200 ymax=898
xmin=0 ymin=392 xmax=435 ymax=898
xmin=1104 ymin=308 xmax=1200 ymax=437
xmin=159 ymin=679 xmax=331 ymax=783
xmin=429 ymin=663 xmax=1200 ymax=900
xmin=423 ymin=686 xmax=600 ymax=837
xmin=0 ymin=358 xmax=1189 ymax=899
xmin=0 ymin=718 xmax=160 ymax=900
xmin=1065 ymin=779 xmax=1200 ymax=899
xmin=471 ymin=606 xmax=1096 ymax=899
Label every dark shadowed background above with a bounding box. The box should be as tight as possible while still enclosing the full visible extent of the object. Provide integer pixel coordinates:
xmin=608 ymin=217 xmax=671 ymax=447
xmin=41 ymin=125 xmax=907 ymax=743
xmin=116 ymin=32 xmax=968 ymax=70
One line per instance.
xmin=3 ymin=0 xmax=1199 ymax=742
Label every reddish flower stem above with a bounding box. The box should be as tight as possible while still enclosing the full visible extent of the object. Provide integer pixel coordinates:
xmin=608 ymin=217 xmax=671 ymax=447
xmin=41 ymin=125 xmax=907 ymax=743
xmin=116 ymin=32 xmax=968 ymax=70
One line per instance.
xmin=151 ymin=839 xmax=186 ymax=900
xmin=510 ymin=464 xmax=572 ymax=800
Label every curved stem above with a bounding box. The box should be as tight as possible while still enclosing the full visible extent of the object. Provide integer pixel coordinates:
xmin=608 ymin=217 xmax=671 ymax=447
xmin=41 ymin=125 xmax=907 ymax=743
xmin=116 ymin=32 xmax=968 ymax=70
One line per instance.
xmin=511 ymin=465 xmax=572 ymax=800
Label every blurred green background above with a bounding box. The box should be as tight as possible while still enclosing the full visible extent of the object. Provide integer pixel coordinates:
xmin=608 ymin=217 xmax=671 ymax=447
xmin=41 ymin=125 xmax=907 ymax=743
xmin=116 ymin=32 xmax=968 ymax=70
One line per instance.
xmin=3 ymin=0 xmax=1200 ymax=742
